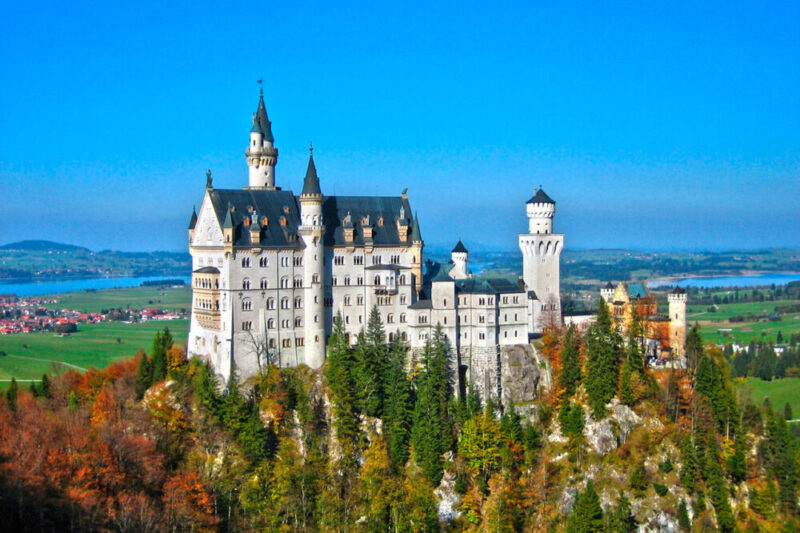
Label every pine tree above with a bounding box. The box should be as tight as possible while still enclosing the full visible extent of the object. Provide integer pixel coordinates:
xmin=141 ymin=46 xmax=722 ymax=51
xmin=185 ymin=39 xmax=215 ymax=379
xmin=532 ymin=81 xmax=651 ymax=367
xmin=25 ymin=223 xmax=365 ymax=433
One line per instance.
xmin=686 ymin=325 xmax=704 ymax=375
xmin=358 ymin=306 xmax=389 ymax=417
xmin=566 ymin=481 xmax=604 ymax=532
xmin=784 ymin=402 xmax=793 ymax=421
xmin=412 ymin=326 xmax=453 ymax=485
xmin=39 ymin=373 xmax=51 ymax=399
xmin=151 ymin=330 xmax=167 ymax=382
xmin=607 ymin=494 xmax=636 ymax=532
xmin=325 ymin=313 xmax=361 ymax=452
xmin=728 ymin=424 xmax=747 ymax=483
xmin=704 ymin=434 xmax=735 ymax=532
xmin=560 ymin=324 xmax=582 ymax=397
xmin=677 ymin=499 xmax=691 ymax=530
xmin=585 ymin=297 xmax=622 ymax=418
xmin=135 ymin=349 xmax=153 ymax=400
xmin=619 ymin=358 xmax=634 ymax=406
xmin=679 ymin=438 xmax=698 ymax=493
xmin=383 ymin=337 xmax=413 ymax=467
xmin=5 ymin=377 xmax=18 ymax=411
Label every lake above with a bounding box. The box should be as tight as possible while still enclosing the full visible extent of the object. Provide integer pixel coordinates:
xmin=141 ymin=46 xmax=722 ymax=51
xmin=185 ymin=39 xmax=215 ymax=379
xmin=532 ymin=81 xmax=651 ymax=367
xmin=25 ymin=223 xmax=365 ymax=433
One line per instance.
xmin=0 ymin=275 xmax=192 ymax=297
xmin=649 ymin=272 xmax=800 ymax=289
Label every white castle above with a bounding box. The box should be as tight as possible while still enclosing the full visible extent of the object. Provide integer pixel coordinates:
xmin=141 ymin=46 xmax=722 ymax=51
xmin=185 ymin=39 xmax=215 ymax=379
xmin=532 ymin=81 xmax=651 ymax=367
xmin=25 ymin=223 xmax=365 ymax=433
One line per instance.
xmin=187 ymin=90 xmax=563 ymax=392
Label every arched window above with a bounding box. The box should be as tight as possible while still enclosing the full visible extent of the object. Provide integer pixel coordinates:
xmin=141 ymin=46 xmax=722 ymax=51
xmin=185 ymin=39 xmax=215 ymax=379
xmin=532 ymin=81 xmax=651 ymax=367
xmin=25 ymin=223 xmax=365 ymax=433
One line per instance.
xmin=242 ymin=278 xmax=250 ymax=290
xmin=294 ymin=317 xmax=302 ymax=327
xmin=312 ymin=273 xmax=319 ymax=284
xmin=266 ymin=298 xmax=275 ymax=310
xmin=241 ymin=257 xmax=251 ymax=268
xmin=294 ymin=297 xmax=302 ymax=308
xmin=399 ymin=275 xmax=406 ymax=285
xmin=242 ymin=298 xmax=252 ymax=311
xmin=400 ymin=313 xmax=406 ymax=323
xmin=280 ymin=277 xmax=289 ymax=289
xmin=267 ymin=318 xmax=275 ymax=329
xmin=387 ymin=313 xmax=394 ymax=324
xmin=269 ymin=338 xmax=276 ymax=348
xmin=259 ymin=257 xmax=268 ymax=267
xmin=281 ymin=297 xmax=289 ymax=309
xmin=374 ymin=275 xmax=381 ymax=285
xmin=260 ymin=278 xmax=268 ymax=289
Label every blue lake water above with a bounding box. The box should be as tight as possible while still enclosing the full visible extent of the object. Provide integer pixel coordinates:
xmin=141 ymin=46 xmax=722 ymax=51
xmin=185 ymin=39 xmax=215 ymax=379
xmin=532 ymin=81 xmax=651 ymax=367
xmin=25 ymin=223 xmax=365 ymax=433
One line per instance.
xmin=649 ymin=272 xmax=800 ymax=289
xmin=0 ymin=275 xmax=192 ymax=297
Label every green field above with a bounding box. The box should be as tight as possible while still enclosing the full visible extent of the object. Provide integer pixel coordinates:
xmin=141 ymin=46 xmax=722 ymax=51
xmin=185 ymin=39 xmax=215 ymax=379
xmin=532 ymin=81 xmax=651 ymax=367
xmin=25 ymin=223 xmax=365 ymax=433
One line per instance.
xmin=43 ymin=285 xmax=192 ymax=313
xmin=687 ymin=298 xmax=800 ymax=344
xmin=0 ymin=319 xmax=189 ymax=383
xmin=688 ymin=299 xmax=798 ymax=321
xmin=735 ymin=377 xmax=800 ymax=419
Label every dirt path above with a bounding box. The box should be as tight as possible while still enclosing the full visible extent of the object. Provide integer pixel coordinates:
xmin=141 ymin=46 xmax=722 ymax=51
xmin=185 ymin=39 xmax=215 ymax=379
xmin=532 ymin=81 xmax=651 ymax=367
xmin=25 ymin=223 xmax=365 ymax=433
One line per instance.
xmin=3 ymin=354 xmax=87 ymax=372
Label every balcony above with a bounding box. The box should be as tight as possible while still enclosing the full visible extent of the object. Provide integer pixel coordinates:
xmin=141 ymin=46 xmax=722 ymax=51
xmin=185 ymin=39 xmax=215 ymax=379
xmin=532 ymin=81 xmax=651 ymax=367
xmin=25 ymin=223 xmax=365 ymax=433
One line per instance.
xmin=194 ymin=309 xmax=221 ymax=330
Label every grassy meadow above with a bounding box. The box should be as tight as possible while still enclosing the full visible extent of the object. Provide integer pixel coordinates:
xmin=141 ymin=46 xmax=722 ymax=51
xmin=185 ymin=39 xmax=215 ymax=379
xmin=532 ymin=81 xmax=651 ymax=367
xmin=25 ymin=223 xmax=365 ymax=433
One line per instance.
xmin=42 ymin=285 xmax=192 ymax=313
xmin=0 ymin=319 xmax=189 ymax=384
xmin=687 ymin=299 xmax=800 ymax=345
xmin=735 ymin=377 xmax=800 ymax=420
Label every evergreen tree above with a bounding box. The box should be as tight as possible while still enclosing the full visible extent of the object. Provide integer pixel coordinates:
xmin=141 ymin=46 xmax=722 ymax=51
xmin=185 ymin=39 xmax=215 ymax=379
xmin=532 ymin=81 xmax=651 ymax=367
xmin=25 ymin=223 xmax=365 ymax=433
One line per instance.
xmin=619 ymin=358 xmax=634 ymax=406
xmin=135 ymin=349 xmax=153 ymax=400
xmin=325 ymin=313 xmax=361 ymax=452
xmin=585 ymin=297 xmax=622 ymax=418
xmin=704 ymin=434 xmax=735 ymax=532
xmin=566 ymin=481 xmax=604 ymax=533
xmin=151 ymin=330 xmax=167 ymax=382
xmin=784 ymin=402 xmax=793 ymax=421
xmin=383 ymin=337 xmax=413 ymax=467
xmin=686 ymin=325 xmax=704 ymax=375
xmin=5 ymin=377 xmax=18 ymax=411
xmin=679 ymin=438 xmax=698 ymax=493
xmin=728 ymin=427 xmax=747 ymax=483
xmin=560 ymin=324 xmax=582 ymax=397
xmin=357 ymin=306 xmax=389 ymax=417
xmin=412 ymin=326 xmax=453 ymax=485
xmin=766 ymin=409 xmax=798 ymax=513
xmin=607 ymin=494 xmax=636 ymax=532
xmin=677 ymin=499 xmax=691 ymax=530
xmin=39 ymin=373 xmax=51 ymax=399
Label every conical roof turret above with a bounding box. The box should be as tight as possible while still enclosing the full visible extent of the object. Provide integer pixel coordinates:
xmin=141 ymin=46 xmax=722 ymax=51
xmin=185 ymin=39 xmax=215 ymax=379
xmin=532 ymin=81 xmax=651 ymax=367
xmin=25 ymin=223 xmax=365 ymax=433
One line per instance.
xmin=411 ymin=211 xmax=422 ymax=241
xmin=301 ymin=144 xmax=322 ymax=196
xmin=254 ymin=89 xmax=274 ymax=142
xmin=188 ymin=206 xmax=197 ymax=230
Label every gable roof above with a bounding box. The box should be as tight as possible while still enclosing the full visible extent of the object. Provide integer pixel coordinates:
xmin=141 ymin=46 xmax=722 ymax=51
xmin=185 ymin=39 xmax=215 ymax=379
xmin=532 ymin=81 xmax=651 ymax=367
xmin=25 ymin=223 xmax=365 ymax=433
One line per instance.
xmin=628 ymin=282 xmax=648 ymax=299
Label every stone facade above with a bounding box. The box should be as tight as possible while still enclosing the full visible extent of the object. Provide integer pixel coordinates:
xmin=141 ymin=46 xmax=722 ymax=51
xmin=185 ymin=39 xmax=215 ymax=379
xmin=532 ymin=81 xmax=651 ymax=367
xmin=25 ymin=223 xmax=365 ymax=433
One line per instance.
xmin=187 ymin=91 xmax=564 ymax=396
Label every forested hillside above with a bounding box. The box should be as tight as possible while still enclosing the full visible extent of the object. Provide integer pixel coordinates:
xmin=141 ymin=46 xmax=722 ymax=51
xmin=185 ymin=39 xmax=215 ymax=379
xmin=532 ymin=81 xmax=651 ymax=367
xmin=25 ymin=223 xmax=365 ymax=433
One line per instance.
xmin=0 ymin=305 xmax=798 ymax=532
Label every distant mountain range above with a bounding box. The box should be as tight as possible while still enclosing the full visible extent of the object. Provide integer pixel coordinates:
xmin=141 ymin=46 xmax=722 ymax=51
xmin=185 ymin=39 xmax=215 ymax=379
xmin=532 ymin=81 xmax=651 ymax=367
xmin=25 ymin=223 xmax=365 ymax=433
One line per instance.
xmin=0 ymin=241 xmax=191 ymax=280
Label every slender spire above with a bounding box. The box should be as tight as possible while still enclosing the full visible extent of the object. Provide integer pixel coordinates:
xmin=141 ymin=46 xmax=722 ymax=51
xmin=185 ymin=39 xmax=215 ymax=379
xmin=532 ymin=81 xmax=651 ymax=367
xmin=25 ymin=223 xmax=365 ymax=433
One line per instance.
xmin=188 ymin=206 xmax=197 ymax=230
xmin=253 ymin=86 xmax=274 ymax=142
xmin=223 ymin=203 xmax=235 ymax=228
xmin=301 ymin=143 xmax=322 ymax=196
xmin=411 ymin=211 xmax=422 ymax=241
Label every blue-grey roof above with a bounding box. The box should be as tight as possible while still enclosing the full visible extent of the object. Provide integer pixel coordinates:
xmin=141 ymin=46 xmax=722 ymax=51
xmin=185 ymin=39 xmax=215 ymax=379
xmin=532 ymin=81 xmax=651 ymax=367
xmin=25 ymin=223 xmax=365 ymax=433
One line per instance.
xmin=188 ymin=207 xmax=197 ymax=230
xmin=628 ymin=282 xmax=648 ymax=299
xmin=193 ymin=266 xmax=220 ymax=274
xmin=207 ymin=188 xmax=415 ymax=248
xmin=301 ymin=154 xmax=322 ymax=196
xmin=526 ymin=188 xmax=555 ymax=205
xmin=254 ymin=91 xmax=274 ymax=143
xmin=455 ymin=277 xmax=523 ymax=295
xmin=452 ymin=240 xmax=468 ymax=254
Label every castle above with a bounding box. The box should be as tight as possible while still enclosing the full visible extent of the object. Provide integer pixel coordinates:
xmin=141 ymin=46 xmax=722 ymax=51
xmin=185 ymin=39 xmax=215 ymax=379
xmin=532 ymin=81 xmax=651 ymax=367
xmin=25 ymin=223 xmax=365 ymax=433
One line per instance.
xmin=600 ymin=282 xmax=687 ymax=361
xmin=187 ymin=90 xmax=563 ymax=391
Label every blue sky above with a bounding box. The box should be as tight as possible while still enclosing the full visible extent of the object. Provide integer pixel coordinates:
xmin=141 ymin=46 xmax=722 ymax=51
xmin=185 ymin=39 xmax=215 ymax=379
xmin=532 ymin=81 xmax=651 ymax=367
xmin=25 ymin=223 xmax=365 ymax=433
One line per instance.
xmin=1 ymin=0 xmax=798 ymax=252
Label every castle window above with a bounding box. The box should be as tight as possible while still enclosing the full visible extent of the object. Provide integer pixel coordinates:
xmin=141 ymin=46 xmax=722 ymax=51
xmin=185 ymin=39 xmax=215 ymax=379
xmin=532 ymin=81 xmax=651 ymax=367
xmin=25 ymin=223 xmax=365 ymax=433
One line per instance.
xmin=259 ymin=257 xmax=269 ymax=267
xmin=399 ymin=275 xmax=406 ymax=285
xmin=280 ymin=277 xmax=289 ymax=289
xmin=401 ymin=332 xmax=407 ymax=341
xmin=281 ymin=298 xmax=289 ymax=309
xmin=334 ymin=256 xmax=345 ymax=266
xmin=400 ymin=313 xmax=406 ymax=323
xmin=266 ymin=298 xmax=275 ymax=310
xmin=357 ymin=295 xmax=364 ymax=305
xmin=242 ymin=299 xmax=252 ymax=311
xmin=374 ymin=275 xmax=381 ymax=285
xmin=504 ymin=331 xmax=508 ymax=338
xmin=312 ymin=274 xmax=320 ymax=284
xmin=242 ymin=257 xmax=251 ymax=268
xmin=343 ymin=276 xmax=350 ymax=286
xmin=344 ymin=296 xmax=351 ymax=306
xmin=260 ymin=278 xmax=269 ymax=289
xmin=514 ymin=313 xmax=518 ymax=321
xmin=345 ymin=316 xmax=350 ymax=324
xmin=295 ymin=297 xmax=302 ymax=308
xmin=268 ymin=318 xmax=275 ymax=329
xmin=443 ymin=298 xmax=447 ymax=307
xmin=242 ymin=278 xmax=250 ymax=290
xmin=391 ymin=255 xmax=400 ymax=264
xmin=294 ymin=317 xmax=302 ymax=327
xmin=281 ymin=319 xmax=290 ymax=328
xmin=282 ymin=339 xmax=291 ymax=348
xmin=357 ymin=277 xmax=364 ymax=285
xmin=479 ymin=332 xmax=485 ymax=340
xmin=444 ymin=316 xmax=447 ymax=325
xmin=314 ymin=315 xmax=319 ymax=323
xmin=389 ymin=332 xmax=394 ymax=341
xmin=294 ymin=277 xmax=303 ymax=288
xmin=354 ymin=255 xmax=364 ymax=265
xmin=513 ymin=296 xmax=519 ymax=304
xmin=281 ymin=257 xmax=289 ymax=267
xmin=242 ymin=321 xmax=252 ymax=331
xmin=358 ymin=315 xmax=363 ymax=324
xmin=293 ymin=257 xmax=302 ymax=266
xmin=296 ymin=338 xmax=304 ymax=347
xmin=387 ymin=313 xmax=394 ymax=324
xmin=400 ymin=294 xmax=407 ymax=304
xmin=479 ymin=315 xmax=485 ymax=323
xmin=504 ymin=314 xmax=507 ymax=322
xmin=324 ymin=297 xmax=333 ymax=307
xmin=332 ymin=277 xmax=338 ymax=286
xmin=372 ymin=255 xmax=382 ymax=265
xmin=269 ymin=338 xmax=276 ymax=348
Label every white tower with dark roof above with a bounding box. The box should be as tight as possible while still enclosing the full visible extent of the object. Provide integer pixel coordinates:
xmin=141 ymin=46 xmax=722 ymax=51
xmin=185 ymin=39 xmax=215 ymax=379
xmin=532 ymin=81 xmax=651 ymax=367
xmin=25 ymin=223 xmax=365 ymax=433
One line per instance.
xmin=519 ymin=188 xmax=563 ymax=333
xmin=450 ymin=240 xmax=468 ymax=279
xmin=298 ymin=145 xmax=326 ymax=368
xmin=246 ymin=88 xmax=279 ymax=189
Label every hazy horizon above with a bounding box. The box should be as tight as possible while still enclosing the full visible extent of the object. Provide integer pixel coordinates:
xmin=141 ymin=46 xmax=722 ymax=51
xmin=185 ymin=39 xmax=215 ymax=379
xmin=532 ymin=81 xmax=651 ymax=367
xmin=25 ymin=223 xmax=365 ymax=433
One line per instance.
xmin=1 ymin=1 xmax=798 ymax=252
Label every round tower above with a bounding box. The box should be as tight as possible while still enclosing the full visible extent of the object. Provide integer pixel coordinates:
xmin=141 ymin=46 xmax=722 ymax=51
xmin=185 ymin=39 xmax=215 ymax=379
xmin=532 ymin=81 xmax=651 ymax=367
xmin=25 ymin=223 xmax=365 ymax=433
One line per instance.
xmin=668 ymin=287 xmax=687 ymax=359
xmin=450 ymin=240 xmax=468 ymax=280
xmin=298 ymin=145 xmax=326 ymax=368
xmin=246 ymin=88 xmax=279 ymax=189
xmin=519 ymin=187 xmax=563 ymax=334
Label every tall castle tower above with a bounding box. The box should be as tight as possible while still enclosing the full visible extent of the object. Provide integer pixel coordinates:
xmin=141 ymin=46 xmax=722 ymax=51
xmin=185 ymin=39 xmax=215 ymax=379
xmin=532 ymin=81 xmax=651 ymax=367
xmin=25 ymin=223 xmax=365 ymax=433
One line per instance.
xmin=298 ymin=146 xmax=326 ymax=368
xmin=246 ymin=88 xmax=279 ymax=189
xmin=519 ymin=188 xmax=563 ymax=333
xmin=668 ymin=287 xmax=687 ymax=359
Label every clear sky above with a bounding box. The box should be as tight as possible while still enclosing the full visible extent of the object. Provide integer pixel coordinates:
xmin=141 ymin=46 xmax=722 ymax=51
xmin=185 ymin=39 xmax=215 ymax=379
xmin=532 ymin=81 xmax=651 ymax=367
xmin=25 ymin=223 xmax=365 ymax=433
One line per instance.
xmin=1 ymin=0 xmax=798 ymax=252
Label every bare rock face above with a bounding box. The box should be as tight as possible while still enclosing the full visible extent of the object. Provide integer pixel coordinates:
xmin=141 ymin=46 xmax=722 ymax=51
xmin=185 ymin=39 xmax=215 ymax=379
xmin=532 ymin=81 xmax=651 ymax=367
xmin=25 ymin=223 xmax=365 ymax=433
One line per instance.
xmin=584 ymin=399 xmax=640 ymax=456
xmin=500 ymin=344 xmax=551 ymax=411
